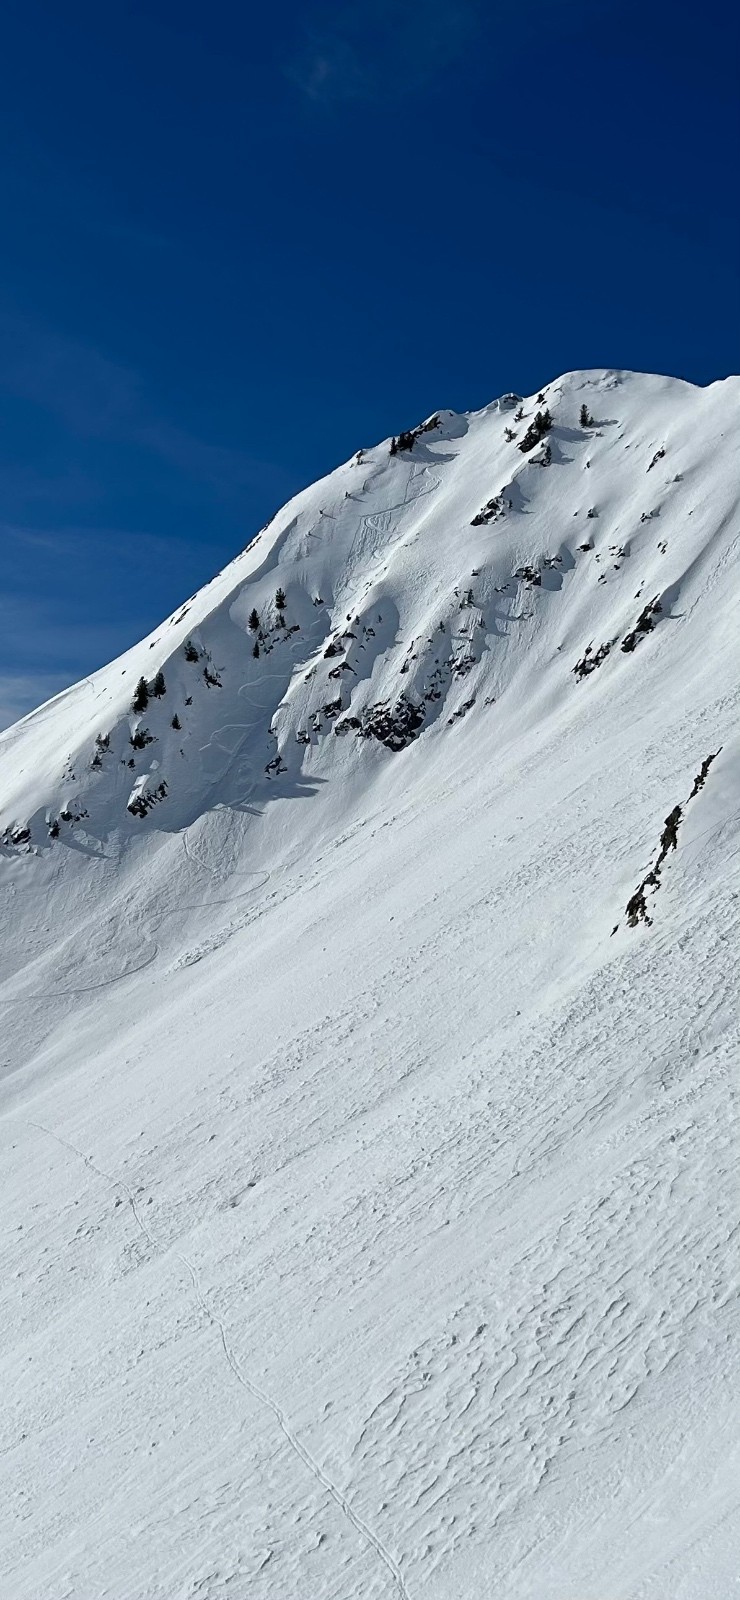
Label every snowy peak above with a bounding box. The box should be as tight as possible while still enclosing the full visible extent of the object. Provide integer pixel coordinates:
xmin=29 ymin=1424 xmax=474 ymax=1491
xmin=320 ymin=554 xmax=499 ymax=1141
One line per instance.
xmin=1 ymin=368 xmax=738 ymax=850
xmin=3 ymin=367 xmax=740 ymax=1600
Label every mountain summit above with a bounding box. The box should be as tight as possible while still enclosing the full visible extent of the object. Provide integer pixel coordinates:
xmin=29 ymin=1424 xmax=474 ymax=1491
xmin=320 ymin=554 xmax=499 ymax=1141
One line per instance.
xmin=2 ymin=368 xmax=737 ymax=848
xmin=2 ymin=369 xmax=739 ymax=1599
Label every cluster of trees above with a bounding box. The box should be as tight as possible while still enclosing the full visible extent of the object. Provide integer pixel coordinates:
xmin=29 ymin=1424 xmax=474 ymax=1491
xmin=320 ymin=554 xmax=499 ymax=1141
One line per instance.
xmin=134 ymin=584 xmax=289 ymax=704
xmin=389 ymin=431 xmax=415 ymax=455
xmin=518 ymin=409 xmax=553 ymax=454
xmin=389 ymin=416 xmax=440 ymax=456
xmin=132 ymin=671 xmax=166 ymax=713
xmin=90 ymin=731 xmax=111 ymax=770
xmin=249 ymin=589 xmax=286 ymax=633
xmin=248 ymin=590 xmax=287 ymax=657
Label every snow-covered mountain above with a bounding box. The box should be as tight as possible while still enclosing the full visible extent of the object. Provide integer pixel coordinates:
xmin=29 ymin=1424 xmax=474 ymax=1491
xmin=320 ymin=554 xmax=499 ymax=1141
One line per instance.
xmin=2 ymin=369 xmax=739 ymax=1599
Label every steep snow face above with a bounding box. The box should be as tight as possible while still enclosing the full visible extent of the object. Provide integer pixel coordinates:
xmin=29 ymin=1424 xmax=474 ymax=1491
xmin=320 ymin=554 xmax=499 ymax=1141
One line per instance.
xmin=2 ymin=368 xmax=736 ymax=849
xmin=2 ymin=369 xmax=740 ymax=1600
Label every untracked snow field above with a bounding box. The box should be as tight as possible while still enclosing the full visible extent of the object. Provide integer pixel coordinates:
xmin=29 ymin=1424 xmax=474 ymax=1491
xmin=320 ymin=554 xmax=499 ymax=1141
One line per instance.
xmin=1 ymin=370 xmax=739 ymax=1598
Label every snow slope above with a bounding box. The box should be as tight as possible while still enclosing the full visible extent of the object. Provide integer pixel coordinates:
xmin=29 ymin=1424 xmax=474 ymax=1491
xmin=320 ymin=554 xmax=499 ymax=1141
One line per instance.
xmin=1 ymin=369 xmax=739 ymax=1598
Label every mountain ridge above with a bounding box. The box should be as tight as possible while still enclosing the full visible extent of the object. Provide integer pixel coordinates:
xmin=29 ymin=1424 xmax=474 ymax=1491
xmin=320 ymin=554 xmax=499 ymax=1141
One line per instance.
xmin=1 ymin=366 xmax=737 ymax=848
xmin=2 ymin=365 xmax=739 ymax=1600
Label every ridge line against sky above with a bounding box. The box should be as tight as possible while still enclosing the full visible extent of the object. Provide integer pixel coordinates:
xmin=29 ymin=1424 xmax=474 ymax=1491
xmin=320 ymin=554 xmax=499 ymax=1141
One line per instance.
xmin=0 ymin=0 xmax=738 ymax=729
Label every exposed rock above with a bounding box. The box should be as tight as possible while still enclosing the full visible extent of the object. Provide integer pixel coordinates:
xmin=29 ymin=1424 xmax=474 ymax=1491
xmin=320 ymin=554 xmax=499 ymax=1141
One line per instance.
xmin=337 ymin=694 xmax=425 ymax=752
xmin=689 ymin=749 xmax=722 ymax=798
xmin=621 ymin=596 xmax=662 ymax=653
xmin=127 ymin=778 xmax=168 ymax=818
xmin=573 ymin=640 xmax=615 ymax=680
xmin=471 ymin=494 xmax=511 ymax=526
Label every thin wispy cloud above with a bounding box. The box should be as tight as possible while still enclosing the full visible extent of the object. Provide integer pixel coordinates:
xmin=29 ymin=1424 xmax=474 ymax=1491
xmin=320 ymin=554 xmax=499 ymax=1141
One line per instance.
xmin=0 ymin=588 xmax=135 ymax=676
xmin=288 ymin=34 xmax=368 ymax=102
xmin=0 ymin=312 xmax=298 ymax=730
xmin=4 ymin=522 xmax=214 ymax=564
xmin=0 ymin=315 xmax=285 ymax=499
xmin=1 ymin=522 xmax=232 ymax=649
xmin=0 ymin=672 xmax=73 ymax=734
xmin=1 ymin=319 xmax=140 ymax=436
xmin=0 ymin=461 xmax=103 ymax=514
xmin=288 ymin=0 xmax=481 ymax=105
xmin=0 ymin=520 xmax=242 ymax=731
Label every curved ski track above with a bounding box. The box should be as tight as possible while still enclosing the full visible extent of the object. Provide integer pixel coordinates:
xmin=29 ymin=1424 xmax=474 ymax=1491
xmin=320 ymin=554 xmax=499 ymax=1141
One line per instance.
xmin=20 ymin=1120 xmax=412 ymax=1600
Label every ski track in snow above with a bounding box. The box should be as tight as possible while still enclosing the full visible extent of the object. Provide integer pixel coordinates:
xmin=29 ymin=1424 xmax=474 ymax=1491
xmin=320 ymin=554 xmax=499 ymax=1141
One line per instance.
xmin=2 ymin=372 xmax=740 ymax=1598
xmin=180 ymin=828 xmax=271 ymax=906
xmin=197 ymin=645 xmax=310 ymax=792
xmin=0 ymin=934 xmax=161 ymax=1002
xmin=21 ymin=1118 xmax=412 ymax=1600
xmin=348 ymin=461 xmax=441 ymax=581
xmin=0 ymin=829 xmax=271 ymax=1001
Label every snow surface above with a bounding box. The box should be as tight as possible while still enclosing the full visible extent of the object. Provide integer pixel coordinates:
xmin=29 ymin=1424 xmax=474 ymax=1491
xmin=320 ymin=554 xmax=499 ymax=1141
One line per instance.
xmin=1 ymin=369 xmax=739 ymax=1598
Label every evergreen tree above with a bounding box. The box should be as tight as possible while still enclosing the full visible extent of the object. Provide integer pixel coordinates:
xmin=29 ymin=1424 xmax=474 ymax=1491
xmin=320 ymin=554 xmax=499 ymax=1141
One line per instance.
xmin=389 ymin=436 xmax=398 ymax=456
xmin=171 ymin=714 xmax=181 ymax=730
xmin=248 ymin=607 xmax=260 ymax=631
xmin=275 ymin=587 xmax=286 ymax=611
xmin=518 ymin=409 xmax=553 ymax=453
xmin=151 ymin=670 xmax=166 ymax=698
xmin=183 ymin=640 xmax=200 ymax=662
xmin=252 ymin=640 xmax=260 ymax=658
xmin=132 ymin=676 xmax=149 ymax=713
xmin=580 ymin=403 xmax=593 ymax=428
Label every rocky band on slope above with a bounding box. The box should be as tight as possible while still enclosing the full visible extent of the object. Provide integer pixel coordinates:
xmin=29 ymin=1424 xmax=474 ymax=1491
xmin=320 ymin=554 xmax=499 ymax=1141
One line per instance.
xmin=1 ymin=368 xmax=738 ymax=920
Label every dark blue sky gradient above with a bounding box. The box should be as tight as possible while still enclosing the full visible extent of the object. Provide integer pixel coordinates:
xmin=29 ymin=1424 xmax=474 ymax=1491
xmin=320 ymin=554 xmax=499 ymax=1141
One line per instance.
xmin=0 ymin=0 xmax=738 ymax=724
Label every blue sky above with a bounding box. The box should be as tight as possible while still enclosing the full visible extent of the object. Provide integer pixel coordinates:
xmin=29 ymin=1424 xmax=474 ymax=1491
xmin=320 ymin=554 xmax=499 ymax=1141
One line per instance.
xmin=1 ymin=0 xmax=738 ymax=727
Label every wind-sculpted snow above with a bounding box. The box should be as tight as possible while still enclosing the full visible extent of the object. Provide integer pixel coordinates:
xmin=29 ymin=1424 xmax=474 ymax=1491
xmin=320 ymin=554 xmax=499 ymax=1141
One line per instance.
xmin=1 ymin=370 xmax=740 ymax=1598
